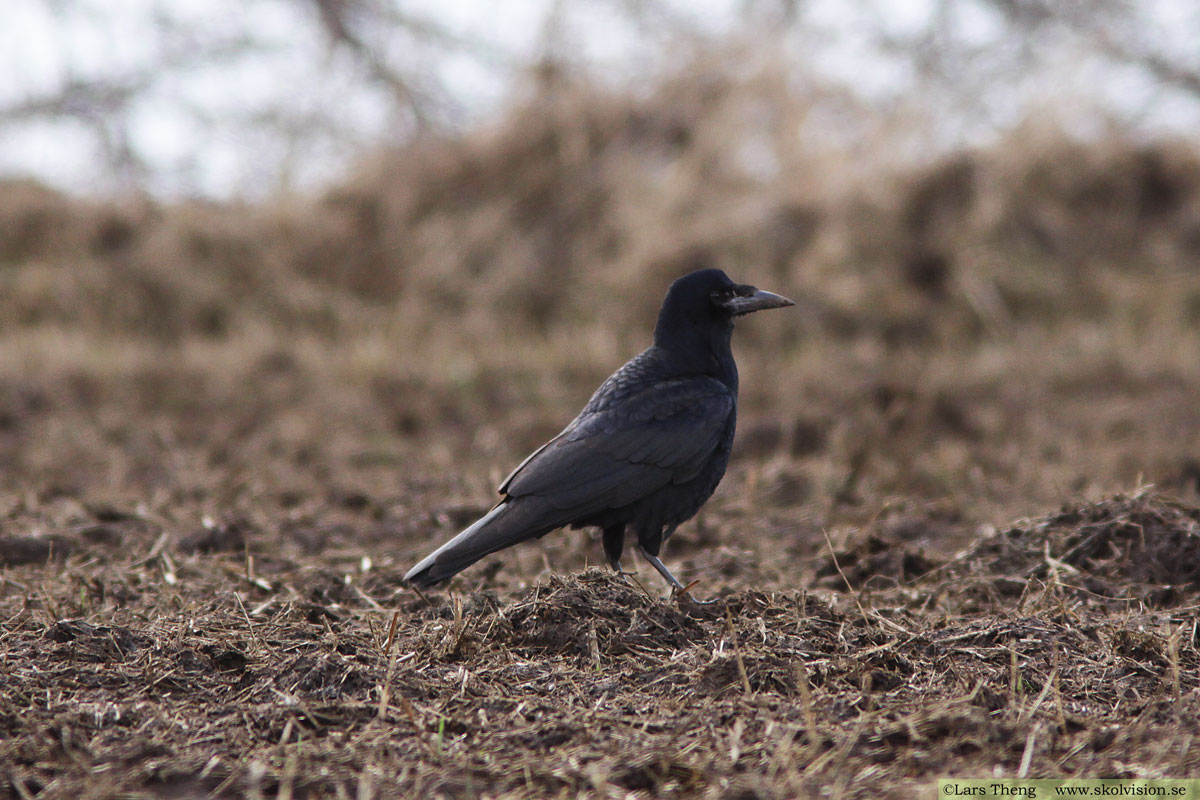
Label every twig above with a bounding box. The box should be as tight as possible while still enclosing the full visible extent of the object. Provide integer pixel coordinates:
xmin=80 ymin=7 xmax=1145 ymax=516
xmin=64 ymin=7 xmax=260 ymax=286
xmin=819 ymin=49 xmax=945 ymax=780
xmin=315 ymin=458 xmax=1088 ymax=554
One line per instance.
xmin=821 ymin=528 xmax=870 ymax=626
xmin=1017 ymin=722 xmax=1042 ymax=779
xmin=234 ymin=591 xmax=275 ymax=657
xmin=377 ymin=610 xmax=402 ymax=720
xmin=1020 ymin=669 xmax=1056 ymax=722
xmin=795 ymin=661 xmax=819 ymax=747
xmin=278 ymin=753 xmax=297 ymax=800
xmin=1009 ymin=646 xmax=1020 ymax=701
xmin=1168 ymin=622 xmax=1183 ymax=700
xmin=724 ymin=608 xmax=753 ymax=696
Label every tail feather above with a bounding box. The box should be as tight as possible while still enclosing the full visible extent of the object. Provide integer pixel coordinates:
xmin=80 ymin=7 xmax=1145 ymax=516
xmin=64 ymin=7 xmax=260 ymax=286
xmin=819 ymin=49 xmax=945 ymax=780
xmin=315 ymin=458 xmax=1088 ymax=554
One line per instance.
xmin=404 ymin=498 xmax=554 ymax=587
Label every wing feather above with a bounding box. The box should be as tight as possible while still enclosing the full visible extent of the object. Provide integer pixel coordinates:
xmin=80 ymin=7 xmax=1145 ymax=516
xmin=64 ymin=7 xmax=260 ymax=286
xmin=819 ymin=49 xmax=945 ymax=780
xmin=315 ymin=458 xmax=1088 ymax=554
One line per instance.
xmin=500 ymin=376 xmax=734 ymax=520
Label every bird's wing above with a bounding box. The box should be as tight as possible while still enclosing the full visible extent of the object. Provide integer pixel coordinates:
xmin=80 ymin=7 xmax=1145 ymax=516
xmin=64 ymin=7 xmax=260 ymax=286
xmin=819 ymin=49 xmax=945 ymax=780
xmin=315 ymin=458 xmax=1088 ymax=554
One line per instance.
xmin=499 ymin=376 xmax=734 ymax=516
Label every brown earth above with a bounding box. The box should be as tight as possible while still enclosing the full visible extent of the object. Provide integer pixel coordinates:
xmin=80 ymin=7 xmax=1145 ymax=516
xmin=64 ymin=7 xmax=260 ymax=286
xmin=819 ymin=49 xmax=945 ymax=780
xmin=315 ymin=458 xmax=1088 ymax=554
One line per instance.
xmin=3 ymin=74 xmax=1200 ymax=798
xmin=1 ymin=487 xmax=1198 ymax=799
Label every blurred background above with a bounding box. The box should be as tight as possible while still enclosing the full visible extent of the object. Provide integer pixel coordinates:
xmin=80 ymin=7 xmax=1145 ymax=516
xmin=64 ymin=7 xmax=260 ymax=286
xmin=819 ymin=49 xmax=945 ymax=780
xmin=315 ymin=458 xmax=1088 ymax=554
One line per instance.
xmin=3 ymin=0 xmax=1200 ymax=556
xmin=4 ymin=0 xmax=1200 ymax=198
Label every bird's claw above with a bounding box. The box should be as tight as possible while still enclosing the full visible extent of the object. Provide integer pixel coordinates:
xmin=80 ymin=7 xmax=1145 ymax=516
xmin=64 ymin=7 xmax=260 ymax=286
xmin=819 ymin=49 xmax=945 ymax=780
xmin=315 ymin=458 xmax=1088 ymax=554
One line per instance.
xmin=638 ymin=547 xmax=715 ymax=604
xmin=608 ymin=560 xmax=638 ymax=582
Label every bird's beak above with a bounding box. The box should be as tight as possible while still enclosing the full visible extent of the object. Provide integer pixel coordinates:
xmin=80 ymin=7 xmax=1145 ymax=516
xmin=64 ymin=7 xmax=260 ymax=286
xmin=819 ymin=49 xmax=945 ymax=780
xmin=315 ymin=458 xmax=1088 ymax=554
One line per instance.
xmin=722 ymin=288 xmax=795 ymax=317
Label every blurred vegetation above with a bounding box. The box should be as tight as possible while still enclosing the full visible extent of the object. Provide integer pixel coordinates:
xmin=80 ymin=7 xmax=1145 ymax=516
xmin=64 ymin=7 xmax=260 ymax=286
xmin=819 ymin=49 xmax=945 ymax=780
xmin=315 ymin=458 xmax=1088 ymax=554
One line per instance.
xmin=4 ymin=60 xmax=1200 ymax=352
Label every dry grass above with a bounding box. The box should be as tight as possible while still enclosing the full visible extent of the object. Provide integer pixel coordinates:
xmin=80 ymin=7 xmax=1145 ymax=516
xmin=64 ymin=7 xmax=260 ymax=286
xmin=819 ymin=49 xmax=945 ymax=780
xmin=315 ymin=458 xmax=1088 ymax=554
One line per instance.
xmin=2 ymin=496 xmax=1199 ymax=798
xmin=3 ymin=67 xmax=1200 ymax=797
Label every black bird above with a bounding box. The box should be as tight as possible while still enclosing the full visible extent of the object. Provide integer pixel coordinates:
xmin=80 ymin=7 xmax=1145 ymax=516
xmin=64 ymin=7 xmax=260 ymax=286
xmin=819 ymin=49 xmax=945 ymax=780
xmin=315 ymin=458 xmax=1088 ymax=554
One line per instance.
xmin=404 ymin=268 xmax=793 ymax=591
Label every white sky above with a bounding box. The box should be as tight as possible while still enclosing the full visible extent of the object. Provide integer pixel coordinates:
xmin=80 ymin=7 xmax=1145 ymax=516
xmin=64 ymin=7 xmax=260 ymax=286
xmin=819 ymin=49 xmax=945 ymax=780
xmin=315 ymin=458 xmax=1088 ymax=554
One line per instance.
xmin=1 ymin=0 xmax=1198 ymax=198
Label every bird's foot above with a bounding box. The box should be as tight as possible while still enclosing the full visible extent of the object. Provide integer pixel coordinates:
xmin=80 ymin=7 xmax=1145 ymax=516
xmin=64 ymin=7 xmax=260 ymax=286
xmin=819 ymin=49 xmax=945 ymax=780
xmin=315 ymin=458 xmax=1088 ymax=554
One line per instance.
xmin=638 ymin=546 xmax=716 ymax=604
xmin=672 ymin=578 xmax=717 ymax=606
xmin=607 ymin=561 xmax=638 ymax=583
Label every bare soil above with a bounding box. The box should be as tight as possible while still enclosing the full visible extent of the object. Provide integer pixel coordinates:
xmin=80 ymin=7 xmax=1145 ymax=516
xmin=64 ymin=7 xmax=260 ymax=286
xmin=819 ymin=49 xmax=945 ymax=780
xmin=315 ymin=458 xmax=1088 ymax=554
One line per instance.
xmin=2 ymin=476 xmax=1198 ymax=799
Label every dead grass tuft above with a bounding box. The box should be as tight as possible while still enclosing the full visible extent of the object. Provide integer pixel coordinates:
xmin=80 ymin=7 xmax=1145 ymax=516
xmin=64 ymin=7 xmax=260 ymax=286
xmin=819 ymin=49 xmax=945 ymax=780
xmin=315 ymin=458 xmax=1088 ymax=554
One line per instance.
xmin=939 ymin=491 xmax=1200 ymax=609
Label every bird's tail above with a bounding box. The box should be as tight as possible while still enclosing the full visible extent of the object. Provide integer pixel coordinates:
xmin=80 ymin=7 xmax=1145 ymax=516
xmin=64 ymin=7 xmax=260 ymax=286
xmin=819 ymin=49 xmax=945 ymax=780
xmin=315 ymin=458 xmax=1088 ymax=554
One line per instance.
xmin=403 ymin=498 xmax=554 ymax=587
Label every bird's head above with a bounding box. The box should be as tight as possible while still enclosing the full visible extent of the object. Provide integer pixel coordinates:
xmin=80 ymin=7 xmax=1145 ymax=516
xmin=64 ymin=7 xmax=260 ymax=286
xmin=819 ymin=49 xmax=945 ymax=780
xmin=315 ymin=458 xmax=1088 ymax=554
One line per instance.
xmin=707 ymin=274 xmax=795 ymax=318
xmin=655 ymin=268 xmax=794 ymax=343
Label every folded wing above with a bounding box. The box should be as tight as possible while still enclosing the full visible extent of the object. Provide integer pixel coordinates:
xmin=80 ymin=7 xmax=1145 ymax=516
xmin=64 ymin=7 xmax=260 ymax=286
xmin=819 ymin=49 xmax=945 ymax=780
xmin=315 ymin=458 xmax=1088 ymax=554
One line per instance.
xmin=501 ymin=376 xmax=735 ymax=516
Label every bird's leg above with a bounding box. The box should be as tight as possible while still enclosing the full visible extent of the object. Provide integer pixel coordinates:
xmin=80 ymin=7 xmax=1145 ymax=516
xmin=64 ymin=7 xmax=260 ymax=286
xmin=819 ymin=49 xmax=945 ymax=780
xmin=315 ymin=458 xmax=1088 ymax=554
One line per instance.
xmin=638 ymin=545 xmax=686 ymax=590
xmin=636 ymin=544 xmax=715 ymax=605
xmin=603 ymin=525 xmax=634 ymax=580
xmin=637 ymin=533 xmax=717 ymax=604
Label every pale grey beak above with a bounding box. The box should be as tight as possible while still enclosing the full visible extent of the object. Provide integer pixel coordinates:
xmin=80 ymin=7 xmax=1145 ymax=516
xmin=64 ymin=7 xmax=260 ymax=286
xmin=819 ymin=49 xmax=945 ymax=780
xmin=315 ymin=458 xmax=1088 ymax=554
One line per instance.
xmin=723 ymin=288 xmax=795 ymax=317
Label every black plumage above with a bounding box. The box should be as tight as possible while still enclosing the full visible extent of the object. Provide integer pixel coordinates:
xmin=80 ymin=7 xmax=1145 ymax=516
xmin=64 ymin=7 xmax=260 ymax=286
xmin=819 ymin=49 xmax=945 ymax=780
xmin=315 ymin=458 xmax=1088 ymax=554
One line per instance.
xmin=404 ymin=268 xmax=793 ymax=591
